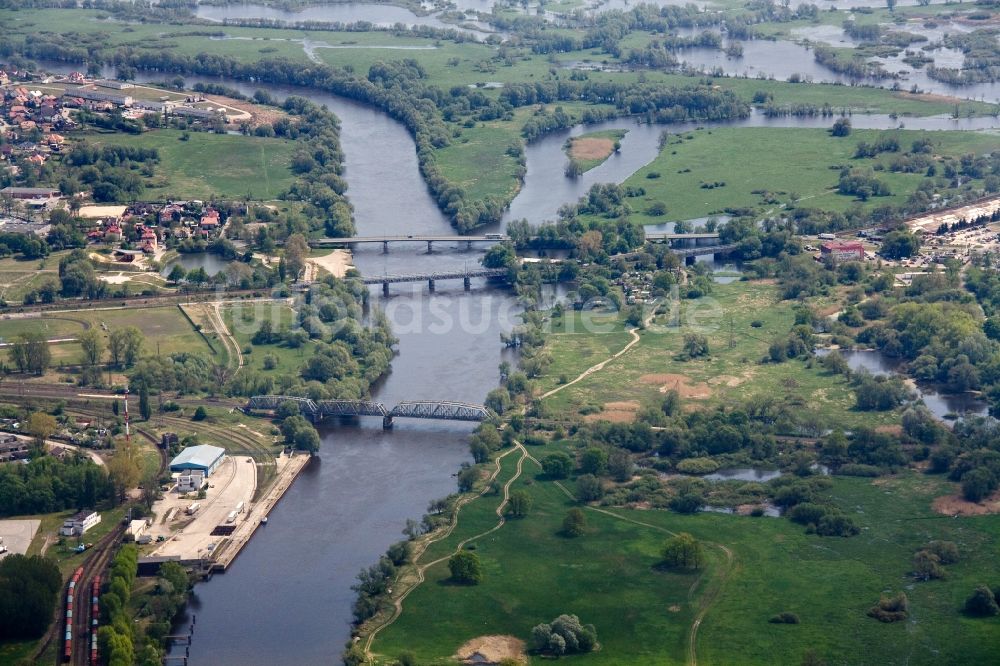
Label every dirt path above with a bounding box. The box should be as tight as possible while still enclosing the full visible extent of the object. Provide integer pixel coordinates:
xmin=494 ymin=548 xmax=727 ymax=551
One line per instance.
xmin=208 ymin=302 xmax=244 ymax=375
xmin=363 ymin=443 xmax=534 ymax=657
xmin=687 ymin=543 xmax=734 ymax=666
xmin=538 ymin=301 xmax=656 ymax=401
xmin=547 ymin=467 xmax=733 ymax=666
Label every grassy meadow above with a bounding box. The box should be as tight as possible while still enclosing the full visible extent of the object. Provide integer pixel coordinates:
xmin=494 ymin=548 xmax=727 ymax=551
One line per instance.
xmin=620 ymin=127 xmax=1000 ymax=224
xmin=372 ymin=450 xmax=716 ymax=665
xmin=88 ymin=129 xmax=298 ymax=200
xmin=0 ymin=305 xmax=213 ymax=370
xmin=222 ymin=302 xmax=313 ymax=375
xmin=373 ymin=444 xmax=1000 ymax=664
xmin=539 ymin=280 xmax=900 ymax=430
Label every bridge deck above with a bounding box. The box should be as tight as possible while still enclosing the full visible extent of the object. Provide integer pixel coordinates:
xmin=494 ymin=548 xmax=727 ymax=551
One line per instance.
xmin=645 ymin=232 xmax=721 ymax=240
xmin=311 ymin=235 xmax=507 ymax=245
xmin=361 ymin=268 xmax=508 ymax=284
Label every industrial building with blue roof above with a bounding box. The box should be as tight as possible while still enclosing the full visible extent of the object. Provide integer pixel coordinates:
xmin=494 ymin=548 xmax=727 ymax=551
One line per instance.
xmin=169 ymin=444 xmax=226 ymax=477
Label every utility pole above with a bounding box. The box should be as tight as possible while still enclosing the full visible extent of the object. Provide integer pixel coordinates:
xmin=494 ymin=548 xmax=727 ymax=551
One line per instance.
xmin=123 ymin=386 xmax=130 ymax=444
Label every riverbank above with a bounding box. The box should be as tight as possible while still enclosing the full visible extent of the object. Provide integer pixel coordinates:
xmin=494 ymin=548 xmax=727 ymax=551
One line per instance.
xmin=210 ymin=451 xmax=309 ymax=571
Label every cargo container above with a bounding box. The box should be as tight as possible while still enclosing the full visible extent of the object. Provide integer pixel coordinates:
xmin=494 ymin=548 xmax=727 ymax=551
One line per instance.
xmin=185 ymin=503 xmax=201 ymax=516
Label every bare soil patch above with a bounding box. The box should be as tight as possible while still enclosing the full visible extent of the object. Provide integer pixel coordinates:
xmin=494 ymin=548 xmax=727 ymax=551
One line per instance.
xmin=708 ymin=374 xmax=745 ymax=387
xmin=639 ymin=373 xmax=712 ymax=399
xmin=585 ymin=400 xmax=641 ymax=423
xmin=455 ymin=635 xmax=526 ymax=665
xmin=205 ymin=94 xmax=286 ymax=127
xmin=897 ymin=90 xmax=970 ymax=105
xmin=875 ymin=424 xmax=904 ymax=436
xmin=570 ymin=137 xmax=615 ymax=161
xmin=933 ymin=491 xmax=1000 ymax=516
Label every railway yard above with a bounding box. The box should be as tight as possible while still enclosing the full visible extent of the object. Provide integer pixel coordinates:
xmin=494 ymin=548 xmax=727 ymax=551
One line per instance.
xmin=0 ymin=374 xmax=307 ymax=664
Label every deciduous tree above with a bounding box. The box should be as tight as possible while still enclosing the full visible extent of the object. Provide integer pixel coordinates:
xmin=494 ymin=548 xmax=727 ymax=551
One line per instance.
xmin=448 ymin=551 xmax=483 ymax=585
xmin=661 ymin=532 xmax=705 ymax=569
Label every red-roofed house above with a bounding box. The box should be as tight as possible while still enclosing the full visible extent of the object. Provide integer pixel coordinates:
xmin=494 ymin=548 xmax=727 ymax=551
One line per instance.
xmin=820 ymin=241 xmax=865 ymax=262
xmin=140 ymin=228 xmax=158 ymax=250
xmin=200 ymin=209 xmax=220 ymax=232
xmin=104 ymin=225 xmax=123 ymax=242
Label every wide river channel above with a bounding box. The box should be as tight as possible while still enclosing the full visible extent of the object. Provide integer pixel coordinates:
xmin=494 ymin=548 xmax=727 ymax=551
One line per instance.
xmin=38 ymin=50 xmax=1000 ymax=661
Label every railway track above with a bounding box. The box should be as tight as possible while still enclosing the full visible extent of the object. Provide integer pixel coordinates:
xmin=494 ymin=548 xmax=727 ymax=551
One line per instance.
xmin=68 ymin=524 xmax=123 ymax=666
xmin=0 ymin=382 xmax=240 ymax=410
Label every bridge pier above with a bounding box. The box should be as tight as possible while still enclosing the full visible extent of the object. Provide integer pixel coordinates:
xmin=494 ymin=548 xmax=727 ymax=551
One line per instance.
xmin=428 ymin=279 xmax=435 ymax=292
xmin=382 ymin=415 xmax=393 ymax=429
xmin=463 ymin=276 xmax=471 ymax=290
xmin=426 ymin=240 xmax=434 ymax=253
xmin=382 ymin=282 xmax=390 ymax=297
xmin=466 ymin=240 xmax=473 ymax=250
xmin=382 ymin=241 xmax=389 ymax=254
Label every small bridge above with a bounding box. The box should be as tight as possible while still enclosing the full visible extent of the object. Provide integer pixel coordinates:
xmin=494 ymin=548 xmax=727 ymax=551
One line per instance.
xmin=244 ymin=395 xmax=497 ymax=429
xmin=361 ymin=267 xmax=508 ymax=295
xmin=310 ymin=235 xmax=508 ymax=253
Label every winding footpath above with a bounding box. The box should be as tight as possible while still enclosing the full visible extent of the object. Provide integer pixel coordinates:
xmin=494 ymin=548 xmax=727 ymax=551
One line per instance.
xmin=364 ymin=299 xmax=733 ymax=664
xmin=528 ymin=300 xmax=735 ymax=666
xmin=538 ymin=299 xmax=656 ymax=401
xmin=363 ymin=442 xmax=534 ymax=657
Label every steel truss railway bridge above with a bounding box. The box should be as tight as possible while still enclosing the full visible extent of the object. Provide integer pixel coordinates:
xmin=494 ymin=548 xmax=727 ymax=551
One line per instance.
xmin=245 ymin=395 xmax=497 ymax=429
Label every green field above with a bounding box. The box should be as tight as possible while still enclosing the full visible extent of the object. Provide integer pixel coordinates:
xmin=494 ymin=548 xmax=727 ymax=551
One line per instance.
xmin=373 ymin=444 xmax=1000 ymax=664
xmin=0 ymin=305 xmax=214 ymax=370
xmin=433 ymin=123 xmax=524 ymax=202
xmin=89 ymin=129 xmax=298 ymax=200
xmin=372 ymin=449 xmax=717 ymax=664
xmin=539 ymin=280 xmax=899 ymax=430
xmin=222 ymin=302 xmax=312 ymax=375
xmin=621 ymin=127 xmax=1000 ymax=224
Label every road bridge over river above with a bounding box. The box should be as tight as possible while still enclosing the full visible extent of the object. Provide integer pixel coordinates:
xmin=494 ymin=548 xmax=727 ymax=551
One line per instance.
xmin=245 ymin=395 xmax=497 ymax=429
xmin=310 ymin=235 xmax=508 ymax=253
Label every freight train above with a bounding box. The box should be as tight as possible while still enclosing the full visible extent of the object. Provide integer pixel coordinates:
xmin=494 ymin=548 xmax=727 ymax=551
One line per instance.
xmin=90 ymin=575 xmax=101 ymax=664
xmin=64 ymin=567 xmax=84 ymax=661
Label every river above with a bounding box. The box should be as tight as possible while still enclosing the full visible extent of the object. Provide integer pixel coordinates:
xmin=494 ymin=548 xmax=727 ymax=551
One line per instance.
xmin=494 ymin=110 xmax=1000 ymax=229
xmin=192 ymin=2 xmax=1000 ymax=101
xmin=110 ymin=74 xmax=524 ymax=665
xmin=194 ymin=2 xmax=502 ymax=40
xmin=34 ymin=54 xmax=998 ymax=662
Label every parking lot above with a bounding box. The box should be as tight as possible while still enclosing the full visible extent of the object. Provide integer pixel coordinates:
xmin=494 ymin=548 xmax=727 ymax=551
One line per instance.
xmin=0 ymin=519 xmax=40 ymax=559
